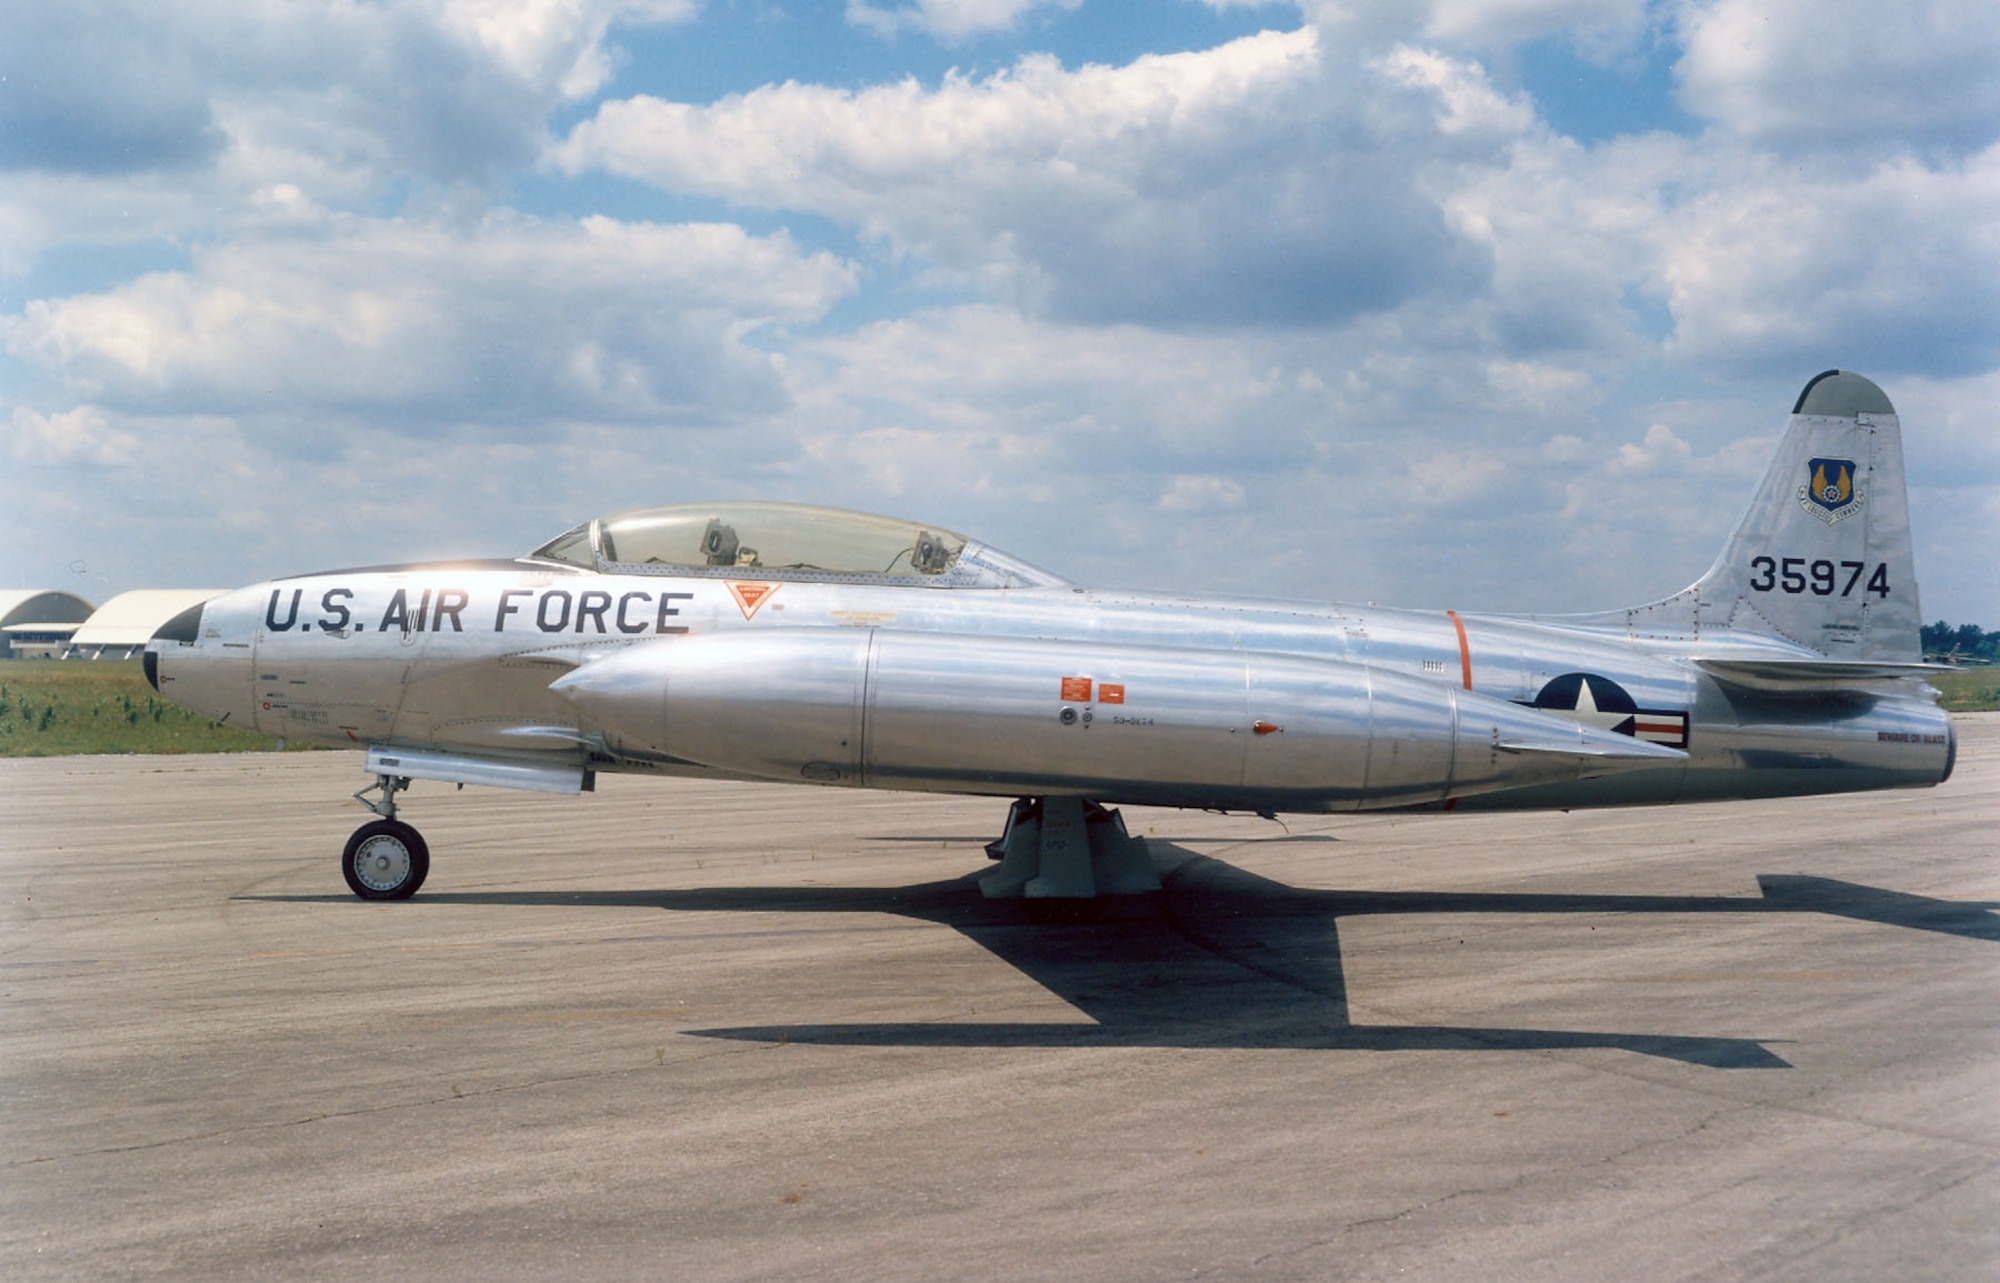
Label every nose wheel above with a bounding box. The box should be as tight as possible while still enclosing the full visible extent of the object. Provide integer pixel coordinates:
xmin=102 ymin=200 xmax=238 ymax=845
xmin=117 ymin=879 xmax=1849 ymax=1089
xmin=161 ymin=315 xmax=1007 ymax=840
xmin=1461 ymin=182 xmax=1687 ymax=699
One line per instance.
xmin=343 ymin=772 xmax=429 ymax=900
xmin=342 ymin=819 xmax=430 ymax=900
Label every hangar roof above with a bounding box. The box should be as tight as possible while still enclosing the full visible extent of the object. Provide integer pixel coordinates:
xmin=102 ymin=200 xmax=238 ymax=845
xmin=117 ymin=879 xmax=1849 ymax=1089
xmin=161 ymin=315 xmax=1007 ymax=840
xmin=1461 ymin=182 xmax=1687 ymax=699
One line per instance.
xmin=0 ymin=590 xmax=95 ymax=628
xmin=70 ymin=590 xmax=226 ymax=647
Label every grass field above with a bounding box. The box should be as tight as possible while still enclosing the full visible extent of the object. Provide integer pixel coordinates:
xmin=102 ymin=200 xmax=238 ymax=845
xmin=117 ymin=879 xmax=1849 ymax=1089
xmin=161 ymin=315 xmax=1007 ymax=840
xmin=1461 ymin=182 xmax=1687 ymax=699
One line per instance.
xmin=0 ymin=660 xmax=287 ymax=756
xmin=1 ymin=657 xmax=1993 ymax=758
xmin=1930 ymin=665 xmax=2000 ymax=713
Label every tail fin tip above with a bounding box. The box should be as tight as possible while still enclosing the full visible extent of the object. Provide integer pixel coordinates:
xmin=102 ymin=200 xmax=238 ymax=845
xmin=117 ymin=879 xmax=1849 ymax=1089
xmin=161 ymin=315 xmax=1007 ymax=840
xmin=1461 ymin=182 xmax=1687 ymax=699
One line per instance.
xmin=1793 ymin=369 xmax=1894 ymax=417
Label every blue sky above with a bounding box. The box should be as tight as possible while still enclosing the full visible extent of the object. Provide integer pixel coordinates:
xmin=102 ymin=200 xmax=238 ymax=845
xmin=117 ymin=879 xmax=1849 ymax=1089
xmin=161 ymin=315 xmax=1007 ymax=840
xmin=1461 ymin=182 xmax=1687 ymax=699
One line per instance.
xmin=2 ymin=0 xmax=1995 ymax=625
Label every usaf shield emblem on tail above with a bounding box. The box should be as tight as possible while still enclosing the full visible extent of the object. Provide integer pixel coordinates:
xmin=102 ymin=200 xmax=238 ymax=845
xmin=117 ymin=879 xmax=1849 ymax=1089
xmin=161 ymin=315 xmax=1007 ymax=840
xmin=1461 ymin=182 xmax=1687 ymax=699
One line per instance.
xmin=1798 ymin=456 xmax=1863 ymax=524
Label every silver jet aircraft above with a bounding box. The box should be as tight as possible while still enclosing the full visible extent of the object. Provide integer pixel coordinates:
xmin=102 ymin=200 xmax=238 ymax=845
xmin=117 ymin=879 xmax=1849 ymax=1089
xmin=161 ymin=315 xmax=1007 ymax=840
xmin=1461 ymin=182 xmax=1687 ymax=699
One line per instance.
xmin=147 ymin=371 xmax=1955 ymax=907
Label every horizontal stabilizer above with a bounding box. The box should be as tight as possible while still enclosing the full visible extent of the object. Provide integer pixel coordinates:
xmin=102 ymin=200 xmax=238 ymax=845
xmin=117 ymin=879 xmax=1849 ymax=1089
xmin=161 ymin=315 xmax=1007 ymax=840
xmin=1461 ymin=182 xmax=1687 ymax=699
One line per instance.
xmin=1482 ymin=700 xmax=1688 ymax=779
xmin=1496 ymin=736 xmax=1687 ymax=761
xmin=1693 ymin=657 xmax=1950 ymax=693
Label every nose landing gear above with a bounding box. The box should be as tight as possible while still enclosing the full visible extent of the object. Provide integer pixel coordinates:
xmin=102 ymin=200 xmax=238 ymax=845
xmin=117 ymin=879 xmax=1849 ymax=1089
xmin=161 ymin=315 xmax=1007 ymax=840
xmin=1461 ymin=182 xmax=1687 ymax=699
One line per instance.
xmin=343 ymin=773 xmax=429 ymax=900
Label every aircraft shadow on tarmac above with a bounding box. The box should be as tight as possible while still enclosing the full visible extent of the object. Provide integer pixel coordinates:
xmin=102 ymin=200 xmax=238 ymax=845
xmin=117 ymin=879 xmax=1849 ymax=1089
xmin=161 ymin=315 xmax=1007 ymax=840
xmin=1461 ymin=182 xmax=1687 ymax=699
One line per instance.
xmin=243 ymin=845 xmax=1998 ymax=1069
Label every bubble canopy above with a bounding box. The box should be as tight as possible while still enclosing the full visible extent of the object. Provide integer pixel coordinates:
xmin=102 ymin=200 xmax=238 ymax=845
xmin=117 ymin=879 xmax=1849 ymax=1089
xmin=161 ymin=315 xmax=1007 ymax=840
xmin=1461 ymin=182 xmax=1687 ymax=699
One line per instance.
xmin=527 ymin=502 xmax=1066 ymax=589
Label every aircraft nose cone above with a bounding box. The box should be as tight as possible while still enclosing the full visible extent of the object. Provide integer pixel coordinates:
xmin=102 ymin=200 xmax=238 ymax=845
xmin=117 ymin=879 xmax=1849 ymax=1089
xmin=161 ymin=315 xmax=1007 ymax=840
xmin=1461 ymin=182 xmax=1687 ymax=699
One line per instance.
xmin=145 ymin=591 xmax=260 ymax=726
xmin=151 ymin=600 xmax=207 ymax=644
xmin=144 ymin=600 xmax=209 ymax=692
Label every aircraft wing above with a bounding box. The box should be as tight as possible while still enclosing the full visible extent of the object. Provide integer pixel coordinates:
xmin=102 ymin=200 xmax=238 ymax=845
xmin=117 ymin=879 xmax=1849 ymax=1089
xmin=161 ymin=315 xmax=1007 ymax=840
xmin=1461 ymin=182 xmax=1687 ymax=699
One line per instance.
xmin=363 ymin=744 xmax=591 ymax=795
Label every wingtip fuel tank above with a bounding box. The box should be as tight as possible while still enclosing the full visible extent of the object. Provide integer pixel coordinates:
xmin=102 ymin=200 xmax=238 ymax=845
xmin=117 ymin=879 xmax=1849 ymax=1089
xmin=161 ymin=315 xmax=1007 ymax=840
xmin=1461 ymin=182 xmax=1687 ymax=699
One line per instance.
xmin=552 ymin=629 xmax=1686 ymax=813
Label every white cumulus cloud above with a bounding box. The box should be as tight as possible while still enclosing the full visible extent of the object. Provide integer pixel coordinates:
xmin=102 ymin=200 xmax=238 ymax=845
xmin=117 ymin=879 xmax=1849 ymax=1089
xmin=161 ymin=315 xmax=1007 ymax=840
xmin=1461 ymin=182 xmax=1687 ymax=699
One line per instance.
xmin=1425 ymin=0 xmax=1645 ymax=50
xmin=2 ymin=5 xmax=1993 ymax=624
xmin=1656 ymin=145 xmax=2000 ymax=376
xmin=1158 ymin=475 xmax=1249 ymax=513
xmin=6 ymin=214 xmax=858 ymax=429
xmin=554 ymin=28 xmax=1494 ymax=327
xmin=1606 ymin=422 xmax=1693 ymax=476
xmin=7 ymin=406 xmax=140 ymax=468
xmin=1674 ymin=0 xmax=1999 ymax=155
xmin=847 ymin=0 xmax=1082 ymax=40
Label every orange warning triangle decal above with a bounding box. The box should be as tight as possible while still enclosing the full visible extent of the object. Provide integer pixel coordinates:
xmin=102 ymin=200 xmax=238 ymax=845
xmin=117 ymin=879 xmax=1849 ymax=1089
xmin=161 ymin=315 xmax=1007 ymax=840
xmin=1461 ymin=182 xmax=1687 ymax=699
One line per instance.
xmin=728 ymin=581 xmax=778 ymax=619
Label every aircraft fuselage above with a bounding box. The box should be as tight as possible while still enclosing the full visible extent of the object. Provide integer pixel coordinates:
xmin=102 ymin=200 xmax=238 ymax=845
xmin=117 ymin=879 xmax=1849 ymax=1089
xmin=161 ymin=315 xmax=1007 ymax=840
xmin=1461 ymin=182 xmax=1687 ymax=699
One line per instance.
xmin=154 ymin=565 xmax=1953 ymax=815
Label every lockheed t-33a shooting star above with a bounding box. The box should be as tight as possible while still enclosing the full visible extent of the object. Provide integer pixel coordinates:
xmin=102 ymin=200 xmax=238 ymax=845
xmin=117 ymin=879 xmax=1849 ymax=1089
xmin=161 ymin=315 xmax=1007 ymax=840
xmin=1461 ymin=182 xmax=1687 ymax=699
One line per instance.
xmin=147 ymin=371 xmax=1955 ymax=909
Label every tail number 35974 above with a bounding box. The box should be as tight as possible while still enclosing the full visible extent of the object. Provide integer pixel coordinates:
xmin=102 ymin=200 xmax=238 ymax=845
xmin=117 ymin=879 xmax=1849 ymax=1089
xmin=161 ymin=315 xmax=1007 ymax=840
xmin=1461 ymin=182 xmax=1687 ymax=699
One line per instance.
xmin=1749 ymin=556 xmax=1889 ymax=598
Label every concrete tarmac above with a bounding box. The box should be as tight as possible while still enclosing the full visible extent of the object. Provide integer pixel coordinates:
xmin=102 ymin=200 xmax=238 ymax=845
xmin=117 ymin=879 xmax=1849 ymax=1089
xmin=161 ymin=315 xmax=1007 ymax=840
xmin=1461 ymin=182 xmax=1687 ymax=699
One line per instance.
xmin=4 ymin=718 xmax=1996 ymax=1281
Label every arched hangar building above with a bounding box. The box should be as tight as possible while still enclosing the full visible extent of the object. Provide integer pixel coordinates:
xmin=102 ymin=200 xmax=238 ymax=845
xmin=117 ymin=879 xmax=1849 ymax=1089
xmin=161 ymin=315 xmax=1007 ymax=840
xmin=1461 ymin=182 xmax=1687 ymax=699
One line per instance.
xmin=0 ymin=590 xmax=95 ymax=659
xmin=67 ymin=590 xmax=227 ymax=660
xmin=0 ymin=590 xmax=228 ymax=660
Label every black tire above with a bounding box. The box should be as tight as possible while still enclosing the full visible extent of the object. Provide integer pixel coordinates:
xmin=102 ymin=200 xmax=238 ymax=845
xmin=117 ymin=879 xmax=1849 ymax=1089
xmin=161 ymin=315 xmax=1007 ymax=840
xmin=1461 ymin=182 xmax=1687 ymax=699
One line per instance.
xmin=342 ymin=819 xmax=430 ymax=900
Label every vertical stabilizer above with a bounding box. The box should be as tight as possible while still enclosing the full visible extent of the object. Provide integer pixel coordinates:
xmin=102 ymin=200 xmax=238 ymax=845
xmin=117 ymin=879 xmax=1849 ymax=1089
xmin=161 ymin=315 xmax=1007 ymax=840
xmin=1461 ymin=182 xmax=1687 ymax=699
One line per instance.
xmin=1609 ymin=371 xmax=1921 ymax=661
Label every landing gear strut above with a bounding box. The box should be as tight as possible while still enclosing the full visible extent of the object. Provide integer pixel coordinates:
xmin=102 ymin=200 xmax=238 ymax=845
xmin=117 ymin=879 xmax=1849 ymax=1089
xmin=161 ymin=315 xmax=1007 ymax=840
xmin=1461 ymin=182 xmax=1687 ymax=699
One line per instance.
xmin=979 ymin=796 xmax=1160 ymax=920
xmin=343 ymin=773 xmax=429 ymax=900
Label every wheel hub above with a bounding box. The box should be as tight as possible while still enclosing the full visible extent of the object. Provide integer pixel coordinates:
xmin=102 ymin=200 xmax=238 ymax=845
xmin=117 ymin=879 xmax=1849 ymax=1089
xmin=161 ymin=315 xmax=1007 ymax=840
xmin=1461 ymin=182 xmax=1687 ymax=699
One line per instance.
xmin=353 ymin=834 xmax=413 ymax=892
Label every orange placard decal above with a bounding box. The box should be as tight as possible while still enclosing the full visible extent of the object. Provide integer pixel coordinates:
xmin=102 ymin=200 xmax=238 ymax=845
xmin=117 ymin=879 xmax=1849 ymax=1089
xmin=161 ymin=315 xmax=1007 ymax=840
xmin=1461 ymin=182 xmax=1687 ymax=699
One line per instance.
xmin=1099 ymin=684 xmax=1125 ymax=705
xmin=728 ymin=582 xmax=778 ymax=620
xmin=1060 ymin=676 xmax=1092 ymax=702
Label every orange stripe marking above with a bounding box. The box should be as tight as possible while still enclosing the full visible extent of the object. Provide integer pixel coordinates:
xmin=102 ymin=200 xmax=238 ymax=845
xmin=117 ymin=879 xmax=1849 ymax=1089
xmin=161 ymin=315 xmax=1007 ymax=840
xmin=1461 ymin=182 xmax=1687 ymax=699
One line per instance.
xmin=1443 ymin=609 xmax=1474 ymax=813
xmin=1445 ymin=609 xmax=1473 ymax=690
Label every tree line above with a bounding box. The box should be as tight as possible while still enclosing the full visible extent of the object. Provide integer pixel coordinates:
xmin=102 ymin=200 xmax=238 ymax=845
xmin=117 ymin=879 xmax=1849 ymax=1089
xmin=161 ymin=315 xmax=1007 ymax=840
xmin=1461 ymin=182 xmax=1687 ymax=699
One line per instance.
xmin=1921 ymin=621 xmax=1999 ymax=663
